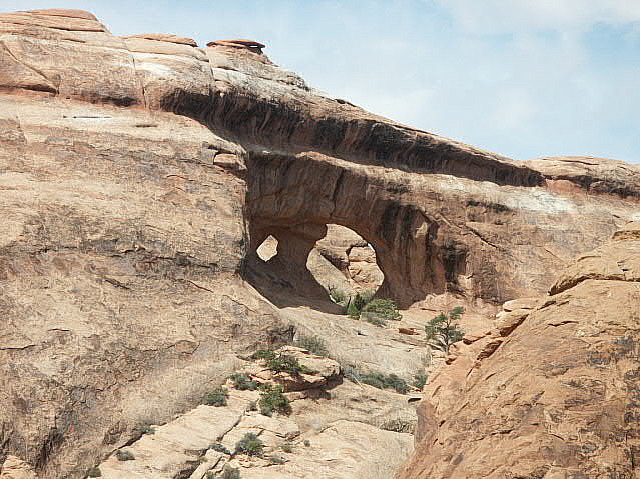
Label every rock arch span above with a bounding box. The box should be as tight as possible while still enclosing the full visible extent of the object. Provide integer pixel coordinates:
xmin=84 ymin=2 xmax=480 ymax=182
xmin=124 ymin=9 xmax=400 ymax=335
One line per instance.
xmin=245 ymin=151 xmax=459 ymax=307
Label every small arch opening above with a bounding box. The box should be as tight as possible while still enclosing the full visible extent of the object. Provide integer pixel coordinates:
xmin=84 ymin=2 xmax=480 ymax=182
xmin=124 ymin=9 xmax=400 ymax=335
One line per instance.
xmin=256 ymin=235 xmax=278 ymax=261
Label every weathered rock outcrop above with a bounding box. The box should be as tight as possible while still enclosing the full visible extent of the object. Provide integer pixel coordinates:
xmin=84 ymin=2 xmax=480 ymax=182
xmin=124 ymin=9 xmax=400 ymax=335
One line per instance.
xmin=529 ymin=156 xmax=640 ymax=200
xmin=2 ymin=9 xmax=640 ymax=307
xmin=396 ymin=223 xmax=640 ymax=479
xmin=92 ymin=346 xmax=415 ymax=479
xmin=1 ymin=8 xmax=640 ymax=479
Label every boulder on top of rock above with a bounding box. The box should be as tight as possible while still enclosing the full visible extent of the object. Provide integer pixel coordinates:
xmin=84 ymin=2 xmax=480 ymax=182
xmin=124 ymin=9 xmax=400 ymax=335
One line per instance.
xmin=122 ymin=33 xmax=198 ymax=47
xmin=207 ymin=38 xmax=265 ymax=53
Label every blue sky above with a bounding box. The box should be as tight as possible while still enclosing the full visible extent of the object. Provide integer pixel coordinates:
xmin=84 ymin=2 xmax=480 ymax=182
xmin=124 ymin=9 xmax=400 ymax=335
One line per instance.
xmin=1 ymin=0 xmax=639 ymax=163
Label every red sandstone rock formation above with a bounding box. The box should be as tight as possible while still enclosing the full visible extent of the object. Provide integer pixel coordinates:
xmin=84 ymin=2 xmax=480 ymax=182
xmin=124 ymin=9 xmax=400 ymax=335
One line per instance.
xmin=395 ymin=223 xmax=640 ymax=478
xmin=0 ymin=8 xmax=639 ymax=478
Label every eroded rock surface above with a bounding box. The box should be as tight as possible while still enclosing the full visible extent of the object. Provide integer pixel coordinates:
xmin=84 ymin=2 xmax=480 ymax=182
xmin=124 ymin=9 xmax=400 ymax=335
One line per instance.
xmin=92 ymin=347 xmax=415 ymax=479
xmin=396 ymin=223 xmax=640 ymax=479
xmin=1 ymin=8 xmax=639 ymax=479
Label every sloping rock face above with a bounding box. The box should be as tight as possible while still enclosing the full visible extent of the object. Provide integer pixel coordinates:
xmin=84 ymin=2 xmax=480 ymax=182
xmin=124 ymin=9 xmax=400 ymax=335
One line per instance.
xmin=92 ymin=346 xmax=414 ymax=479
xmin=396 ymin=223 xmax=640 ymax=479
xmin=0 ymin=8 xmax=640 ymax=479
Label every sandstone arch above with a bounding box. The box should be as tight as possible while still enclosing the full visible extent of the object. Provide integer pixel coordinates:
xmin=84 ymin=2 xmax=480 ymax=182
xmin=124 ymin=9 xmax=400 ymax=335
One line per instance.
xmin=245 ymin=151 xmax=459 ymax=308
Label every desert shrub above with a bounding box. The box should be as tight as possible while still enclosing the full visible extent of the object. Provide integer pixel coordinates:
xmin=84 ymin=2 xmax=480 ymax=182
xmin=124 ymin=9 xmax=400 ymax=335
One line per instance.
xmin=380 ymin=418 xmax=415 ymax=434
xmin=258 ymin=383 xmax=291 ymax=416
xmin=229 ymin=373 xmax=257 ymax=391
xmin=235 ymin=432 xmax=264 ymax=456
xmin=294 ymin=334 xmax=329 ymax=357
xmin=362 ymin=299 xmax=401 ymax=321
xmin=266 ymin=353 xmax=313 ymax=375
xmin=281 ymin=441 xmax=294 ymax=453
xmin=346 ymin=292 xmax=369 ymax=319
xmin=87 ymin=466 xmax=102 ymax=477
xmin=209 ymin=442 xmax=231 ymax=455
xmin=360 ymin=371 xmax=410 ymax=394
xmin=303 ymin=439 xmax=311 ymax=447
xmin=346 ymin=293 xmax=399 ymax=323
xmin=251 ymin=349 xmax=276 ymax=360
xmin=328 ymin=285 xmax=348 ymax=304
xmin=359 ymin=289 xmax=377 ymax=304
xmin=115 ymin=449 xmax=135 ymax=461
xmin=134 ymin=423 xmax=155 ymax=435
xmin=413 ymin=374 xmax=428 ymax=390
xmin=425 ymin=306 xmax=465 ymax=353
xmin=340 ymin=362 xmax=362 ymax=383
xmin=203 ymin=386 xmax=229 ymax=407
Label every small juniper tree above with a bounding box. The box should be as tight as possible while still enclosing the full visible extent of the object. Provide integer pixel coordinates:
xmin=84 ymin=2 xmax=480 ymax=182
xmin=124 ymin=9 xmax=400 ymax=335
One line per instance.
xmin=425 ymin=306 xmax=465 ymax=353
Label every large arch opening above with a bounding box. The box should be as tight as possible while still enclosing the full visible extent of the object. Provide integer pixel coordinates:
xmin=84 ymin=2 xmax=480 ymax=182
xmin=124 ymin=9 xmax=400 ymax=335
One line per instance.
xmin=246 ymin=223 xmax=387 ymax=312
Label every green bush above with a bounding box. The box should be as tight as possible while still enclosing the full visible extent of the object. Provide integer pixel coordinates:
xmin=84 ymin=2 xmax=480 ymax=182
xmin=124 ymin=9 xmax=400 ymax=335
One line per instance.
xmin=209 ymin=442 xmax=231 ymax=455
xmin=345 ymin=293 xmax=400 ymax=323
xmin=251 ymin=349 xmax=276 ymax=360
xmin=425 ymin=306 xmax=465 ymax=353
xmin=294 ymin=335 xmax=329 ymax=357
xmin=203 ymin=386 xmax=229 ymax=407
xmin=258 ymin=383 xmax=291 ymax=416
xmin=413 ymin=374 xmax=428 ymax=390
xmin=347 ymin=292 xmax=368 ymax=319
xmin=360 ymin=372 xmax=409 ymax=394
xmin=87 ymin=466 xmax=102 ymax=477
xmin=328 ymin=286 xmax=348 ymax=304
xmin=229 ymin=373 xmax=257 ymax=391
xmin=115 ymin=449 xmax=135 ymax=461
xmin=235 ymin=432 xmax=264 ymax=456
xmin=362 ymin=299 xmax=401 ymax=321
xmin=266 ymin=353 xmax=313 ymax=375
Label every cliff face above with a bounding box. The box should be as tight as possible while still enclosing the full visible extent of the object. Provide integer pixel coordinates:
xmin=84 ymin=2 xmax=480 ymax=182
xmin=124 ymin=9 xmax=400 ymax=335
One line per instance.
xmin=0 ymin=8 xmax=639 ymax=478
xmin=396 ymin=223 xmax=640 ymax=479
